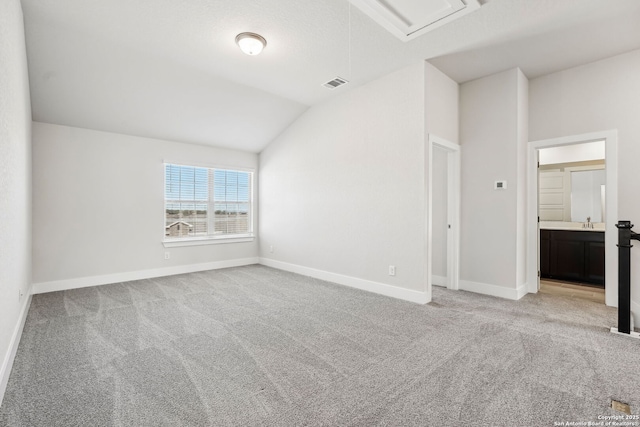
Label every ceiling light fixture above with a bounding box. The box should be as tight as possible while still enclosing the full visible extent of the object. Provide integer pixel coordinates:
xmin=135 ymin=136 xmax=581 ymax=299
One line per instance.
xmin=235 ymin=32 xmax=267 ymax=56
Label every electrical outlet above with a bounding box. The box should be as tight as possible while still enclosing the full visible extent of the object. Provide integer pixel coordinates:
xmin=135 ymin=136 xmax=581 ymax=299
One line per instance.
xmin=269 ymin=245 xmax=274 ymax=253
xmin=164 ymin=252 xmax=170 ymax=260
xmin=611 ymin=400 xmax=631 ymax=415
xmin=389 ymin=265 xmax=396 ymax=276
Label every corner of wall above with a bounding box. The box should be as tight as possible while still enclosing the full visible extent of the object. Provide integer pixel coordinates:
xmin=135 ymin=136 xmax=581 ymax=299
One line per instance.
xmin=0 ymin=0 xmax=33 ymax=407
xmin=0 ymin=293 xmax=32 ymax=407
xmin=515 ymin=68 xmax=529 ymax=288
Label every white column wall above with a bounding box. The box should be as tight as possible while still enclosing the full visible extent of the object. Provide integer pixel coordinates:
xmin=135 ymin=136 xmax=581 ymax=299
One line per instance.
xmin=459 ymin=68 xmax=528 ymax=297
xmin=0 ymin=0 xmax=32 ymax=404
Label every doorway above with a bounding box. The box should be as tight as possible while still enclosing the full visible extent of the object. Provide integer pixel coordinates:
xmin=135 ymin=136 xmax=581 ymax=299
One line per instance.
xmin=527 ymin=130 xmax=618 ymax=307
xmin=537 ymin=141 xmax=606 ymax=304
xmin=427 ymin=134 xmax=461 ymax=301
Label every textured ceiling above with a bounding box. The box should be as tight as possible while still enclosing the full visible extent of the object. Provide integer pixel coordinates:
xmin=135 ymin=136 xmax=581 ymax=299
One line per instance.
xmin=20 ymin=0 xmax=640 ymax=152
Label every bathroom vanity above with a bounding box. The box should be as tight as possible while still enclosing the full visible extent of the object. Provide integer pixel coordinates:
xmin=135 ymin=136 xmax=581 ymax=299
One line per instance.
xmin=540 ymin=226 xmax=605 ymax=286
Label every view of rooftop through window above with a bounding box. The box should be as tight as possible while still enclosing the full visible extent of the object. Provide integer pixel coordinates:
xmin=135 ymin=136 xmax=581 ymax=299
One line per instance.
xmin=164 ymin=164 xmax=251 ymax=238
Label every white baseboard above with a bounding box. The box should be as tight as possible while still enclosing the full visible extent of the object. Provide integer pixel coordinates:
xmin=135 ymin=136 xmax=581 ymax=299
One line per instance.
xmin=31 ymin=257 xmax=260 ymax=294
xmin=460 ymin=279 xmax=526 ymax=301
xmin=432 ymin=275 xmax=447 ymax=287
xmin=516 ymin=284 xmax=528 ymax=299
xmin=259 ymin=258 xmax=429 ymax=304
xmin=0 ymin=292 xmax=32 ymax=407
xmin=610 ymin=327 xmax=640 ymax=340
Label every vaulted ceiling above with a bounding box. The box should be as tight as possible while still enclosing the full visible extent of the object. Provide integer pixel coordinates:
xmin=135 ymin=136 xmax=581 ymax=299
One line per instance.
xmin=20 ymin=0 xmax=640 ymax=152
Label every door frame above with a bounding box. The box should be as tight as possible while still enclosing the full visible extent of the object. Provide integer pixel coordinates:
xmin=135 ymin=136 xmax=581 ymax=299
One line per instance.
xmin=526 ymin=130 xmax=618 ymax=306
xmin=426 ymin=134 xmax=461 ymax=301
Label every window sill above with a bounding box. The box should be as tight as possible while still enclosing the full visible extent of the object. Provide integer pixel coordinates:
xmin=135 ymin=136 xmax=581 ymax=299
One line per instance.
xmin=163 ymin=234 xmax=254 ymax=248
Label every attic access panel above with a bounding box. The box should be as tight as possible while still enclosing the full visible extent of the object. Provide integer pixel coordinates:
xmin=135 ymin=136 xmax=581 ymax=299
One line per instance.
xmin=350 ymin=0 xmax=480 ymax=41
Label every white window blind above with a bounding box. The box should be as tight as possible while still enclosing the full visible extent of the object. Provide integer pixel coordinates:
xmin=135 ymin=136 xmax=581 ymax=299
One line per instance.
xmin=164 ymin=164 xmax=252 ymax=240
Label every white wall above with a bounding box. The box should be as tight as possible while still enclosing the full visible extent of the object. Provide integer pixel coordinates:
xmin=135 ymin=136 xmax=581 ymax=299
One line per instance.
xmin=259 ymin=63 xmax=427 ymax=296
xmin=425 ymin=62 xmax=459 ymax=143
xmin=459 ymin=68 xmax=528 ymax=295
xmin=0 ymin=0 xmax=32 ymax=404
xmin=530 ymin=48 xmax=640 ymax=322
xmin=32 ymin=123 xmax=258 ymax=288
xmin=516 ymin=70 xmax=529 ymax=291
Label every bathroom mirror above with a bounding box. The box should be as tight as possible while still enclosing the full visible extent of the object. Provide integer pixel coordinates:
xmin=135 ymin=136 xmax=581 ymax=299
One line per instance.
xmin=570 ymin=169 xmax=606 ymax=222
xmin=538 ymin=141 xmax=606 ymax=224
xmin=538 ymin=164 xmax=605 ymax=223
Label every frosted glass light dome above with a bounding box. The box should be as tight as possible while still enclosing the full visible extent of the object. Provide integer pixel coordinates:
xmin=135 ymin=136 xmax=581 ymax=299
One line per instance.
xmin=235 ymin=32 xmax=267 ymax=56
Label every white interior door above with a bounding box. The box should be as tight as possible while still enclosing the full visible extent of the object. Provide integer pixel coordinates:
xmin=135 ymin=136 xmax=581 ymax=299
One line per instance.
xmin=427 ymin=134 xmax=461 ymax=295
xmin=431 ymin=146 xmax=449 ymax=287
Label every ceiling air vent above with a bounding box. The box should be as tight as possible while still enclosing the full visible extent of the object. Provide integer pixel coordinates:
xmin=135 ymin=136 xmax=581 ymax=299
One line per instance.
xmin=323 ymin=77 xmax=349 ymax=89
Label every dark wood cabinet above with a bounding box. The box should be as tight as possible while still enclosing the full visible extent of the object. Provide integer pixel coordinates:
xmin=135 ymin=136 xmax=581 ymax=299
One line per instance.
xmin=540 ymin=231 xmax=550 ymax=278
xmin=540 ymin=229 xmax=605 ymax=286
xmin=586 ymin=241 xmax=605 ymax=283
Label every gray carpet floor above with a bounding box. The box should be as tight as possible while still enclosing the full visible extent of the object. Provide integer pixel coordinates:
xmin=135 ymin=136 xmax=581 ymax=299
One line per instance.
xmin=0 ymin=264 xmax=638 ymax=426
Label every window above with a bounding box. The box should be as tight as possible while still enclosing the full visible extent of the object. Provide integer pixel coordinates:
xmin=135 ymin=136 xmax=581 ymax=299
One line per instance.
xmin=164 ymin=163 xmax=253 ymax=245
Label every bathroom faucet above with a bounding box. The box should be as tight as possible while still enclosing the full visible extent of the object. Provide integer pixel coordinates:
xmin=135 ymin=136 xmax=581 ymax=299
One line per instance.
xmin=583 ymin=217 xmax=594 ymax=229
